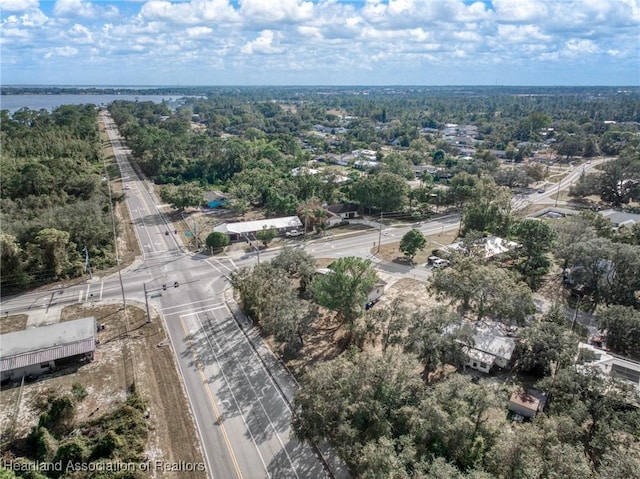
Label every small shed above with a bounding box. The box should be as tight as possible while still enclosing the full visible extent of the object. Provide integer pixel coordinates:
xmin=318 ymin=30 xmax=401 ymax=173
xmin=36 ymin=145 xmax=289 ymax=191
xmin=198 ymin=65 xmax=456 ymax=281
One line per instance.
xmin=203 ymin=190 xmax=228 ymax=209
xmin=1 ymin=317 xmax=97 ymax=382
xmin=509 ymin=389 xmax=547 ymax=419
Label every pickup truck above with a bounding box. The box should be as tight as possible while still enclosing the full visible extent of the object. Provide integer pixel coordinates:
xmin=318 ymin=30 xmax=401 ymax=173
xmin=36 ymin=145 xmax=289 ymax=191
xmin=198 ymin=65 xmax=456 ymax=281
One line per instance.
xmin=285 ymin=229 xmax=303 ymax=237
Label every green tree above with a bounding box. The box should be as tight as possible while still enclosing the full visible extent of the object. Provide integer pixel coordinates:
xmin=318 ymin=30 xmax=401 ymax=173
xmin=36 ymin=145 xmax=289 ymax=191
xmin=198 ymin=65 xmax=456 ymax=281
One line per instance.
xmin=405 ymin=307 xmax=474 ymax=378
xmin=255 ymin=226 xmax=277 ymax=247
xmin=430 ymin=259 xmax=535 ymax=324
xmin=350 ymin=172 xmax=409 ymax=212
xmin=399 ymin=229 xmax=427 ymax=261
xmin=512 ymin=218 xmax=556 ymax=289
xmin=598 ymin=305 xmax=640 ymax=358
xmin=28 ymin=228 xmax=79 ymax=280
xmin=205 ymin=232 xmax=229 ymax=251
xmin=461 ymin=177 xmax=512 ymax=237
xmin=310 ymin=256 xmax=378 ymax=335
xmin=159 ymin=182 xmax=204 ymax=210
xmin=515 ymin=317 xmax=577 ymax=377
xmin=292 ymin=351 xmax=425 ymax=477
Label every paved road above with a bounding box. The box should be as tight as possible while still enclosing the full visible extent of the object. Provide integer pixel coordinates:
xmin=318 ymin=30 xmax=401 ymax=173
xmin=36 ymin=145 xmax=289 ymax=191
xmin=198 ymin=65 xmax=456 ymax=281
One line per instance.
xmin=0 ymin=119 xmax=612 ymax=479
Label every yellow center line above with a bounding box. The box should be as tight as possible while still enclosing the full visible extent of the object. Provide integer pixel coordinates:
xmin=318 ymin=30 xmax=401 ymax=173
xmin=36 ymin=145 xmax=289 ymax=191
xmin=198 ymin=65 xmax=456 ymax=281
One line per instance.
xmin=179 ymin=316 xmax=244 ymax=479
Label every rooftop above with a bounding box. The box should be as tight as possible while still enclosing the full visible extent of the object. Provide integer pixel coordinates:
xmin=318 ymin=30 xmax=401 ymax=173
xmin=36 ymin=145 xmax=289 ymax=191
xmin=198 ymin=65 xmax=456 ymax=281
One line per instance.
xmin=214 ymin=216 xmax=302 ymax=235
xmin=1 ymin=317 xmax=96 ymax=373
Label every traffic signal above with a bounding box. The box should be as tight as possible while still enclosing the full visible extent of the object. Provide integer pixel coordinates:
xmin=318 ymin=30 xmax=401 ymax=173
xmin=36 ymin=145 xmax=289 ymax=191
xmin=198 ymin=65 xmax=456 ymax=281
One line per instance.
xmin=174 ymin=281 xmax=179 ymax=288
xmin=162 ymin=283 xmax=166 ymax=290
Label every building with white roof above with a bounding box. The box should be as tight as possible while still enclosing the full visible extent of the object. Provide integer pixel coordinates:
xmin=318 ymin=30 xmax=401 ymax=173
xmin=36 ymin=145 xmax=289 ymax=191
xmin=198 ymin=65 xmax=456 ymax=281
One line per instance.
xmin=577 ymin=342 xmax=640 ymax=391
xmin=214 ymin=216 xmax=303 ymax=242
xmin=462 ymin=324 xmax=516 ymax=373
xmin=1 ymin=317 xmax=96 ymax=382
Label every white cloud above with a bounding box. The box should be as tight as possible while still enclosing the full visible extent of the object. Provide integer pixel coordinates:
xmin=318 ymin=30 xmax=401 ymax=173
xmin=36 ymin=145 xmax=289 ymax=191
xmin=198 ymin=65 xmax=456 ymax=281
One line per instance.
xmin=241 ymin=30 xmax=282 ymax=54
xmin=187 ymin=26 xmax=213 ymax=38
xmin=239 ymin=0 xmax=314 ymax=23
xmin=53 ymin=0 xmax=96 ymax=17
xmin=564 ymin=38 xmax=599 ymax=56
xmin=1 ymin=0 xmax=638 ymax=85
xmin=44 ymin=45 xmax=78 ymax=58
xmin=67 ymin=23 xmax=93 ymax=43
xmin=0 ymin=0 xmax=39 ymax=12
xmin=492 ymin=0 xmax=548 ymax=23
xmin=140 ymin=0 xmax=239 ymax=25
xmin=497 ymin=24 xmax=551 ymax=43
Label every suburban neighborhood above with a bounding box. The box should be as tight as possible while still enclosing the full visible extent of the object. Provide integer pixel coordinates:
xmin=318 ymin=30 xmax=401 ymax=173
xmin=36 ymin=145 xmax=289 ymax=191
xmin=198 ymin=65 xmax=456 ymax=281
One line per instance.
xmin=1 ymin=85 xmax=639 ymax=479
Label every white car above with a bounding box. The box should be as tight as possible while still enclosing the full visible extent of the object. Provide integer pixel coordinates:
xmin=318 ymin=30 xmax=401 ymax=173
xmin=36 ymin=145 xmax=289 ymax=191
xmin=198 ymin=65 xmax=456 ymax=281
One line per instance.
xmin=285 ymin=229 xmax=303 ymax=237
xmin=432 ymin=259 xmax=450 ymax=269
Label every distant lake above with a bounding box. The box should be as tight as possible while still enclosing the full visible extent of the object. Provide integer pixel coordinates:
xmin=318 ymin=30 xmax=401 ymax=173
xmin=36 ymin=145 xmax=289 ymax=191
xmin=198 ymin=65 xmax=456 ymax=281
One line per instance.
xmin=0 ymin=94 xmax=188 ymax=114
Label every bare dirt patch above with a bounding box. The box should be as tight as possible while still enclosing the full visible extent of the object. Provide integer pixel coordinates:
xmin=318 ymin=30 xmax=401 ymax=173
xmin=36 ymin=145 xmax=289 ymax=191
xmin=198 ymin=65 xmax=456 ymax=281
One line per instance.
xmin=374 ymin=230 xmax=459 ymax=265
xmin=0 ymin=314 xmax=28 ymax=334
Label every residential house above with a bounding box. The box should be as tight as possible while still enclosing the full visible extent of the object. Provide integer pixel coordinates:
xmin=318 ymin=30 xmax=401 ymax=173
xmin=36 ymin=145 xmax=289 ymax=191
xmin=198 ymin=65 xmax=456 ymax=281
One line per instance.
xmin=600 ymin=209 xmax=640 ymax=229
xmin=577 ymin=342 xmax=640 ymax=391
xmin=214 ymin=216 xmax=303 ymax=242
xmin=463 ymin=323 xmax=516 ymax=373
xmin=325 ymin=203 xmax=360 ymax=227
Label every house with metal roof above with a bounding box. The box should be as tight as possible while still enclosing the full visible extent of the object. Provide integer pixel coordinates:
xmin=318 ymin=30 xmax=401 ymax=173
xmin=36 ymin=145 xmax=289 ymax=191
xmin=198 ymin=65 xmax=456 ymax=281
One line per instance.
xmin=1 ymin=317 xmax=96 ymax=382
xmin=600 ymin=209 xmax=640 ymax=229
xmin=214 ymin=216 xmax=303 ymax=242
xmin=454 ymin=322 xmax=516 ymax=374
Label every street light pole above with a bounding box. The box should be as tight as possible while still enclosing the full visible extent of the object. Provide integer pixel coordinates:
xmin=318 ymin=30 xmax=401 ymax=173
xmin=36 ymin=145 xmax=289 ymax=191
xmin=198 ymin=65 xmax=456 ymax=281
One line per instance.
xmin=143 ymin=283 xmax=151 ymax=323
xmin=377 ymin=211 xmax=383 ymax=253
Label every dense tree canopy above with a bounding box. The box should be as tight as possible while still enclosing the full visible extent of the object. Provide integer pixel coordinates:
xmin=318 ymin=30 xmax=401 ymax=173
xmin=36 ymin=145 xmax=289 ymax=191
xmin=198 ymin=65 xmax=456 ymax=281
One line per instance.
xmin=0 ymin=106 xmax=115 ymax=291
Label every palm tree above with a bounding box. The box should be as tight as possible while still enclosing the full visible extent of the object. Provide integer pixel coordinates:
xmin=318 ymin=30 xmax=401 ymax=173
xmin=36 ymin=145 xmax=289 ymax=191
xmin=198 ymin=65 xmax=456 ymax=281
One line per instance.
xmin=297 ymin=198 xmax=327 ymax=239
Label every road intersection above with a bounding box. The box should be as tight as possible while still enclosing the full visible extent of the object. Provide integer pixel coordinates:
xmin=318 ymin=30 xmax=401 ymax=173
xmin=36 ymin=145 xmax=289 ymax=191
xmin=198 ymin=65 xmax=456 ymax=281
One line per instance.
xmin=0 ymin=116 xmax=610 ymax=479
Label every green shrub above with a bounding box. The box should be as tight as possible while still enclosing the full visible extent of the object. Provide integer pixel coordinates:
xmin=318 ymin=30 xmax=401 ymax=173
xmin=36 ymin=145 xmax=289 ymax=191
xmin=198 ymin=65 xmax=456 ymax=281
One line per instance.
xmin=27 ymin=426 xmax=58 ymax=461
xmin=38 ymin=395 xmax=76 ymax=438
xmin=71 ymin=383 xmax=88 ymax=401
xmin=54 ymin=437 xmax=88 ymax=465
xmin=91 ymin=430 xmax=122 ymax=459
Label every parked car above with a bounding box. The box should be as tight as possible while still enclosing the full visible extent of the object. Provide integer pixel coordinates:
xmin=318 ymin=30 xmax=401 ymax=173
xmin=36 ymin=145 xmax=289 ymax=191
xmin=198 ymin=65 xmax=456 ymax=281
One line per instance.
xmin=427 ymin=256 xmax=441 ymax=265
xmin=285 ymin=229 xmax=303 ymax=237
xmin=432 ymin=258 xmax=450 ymax=269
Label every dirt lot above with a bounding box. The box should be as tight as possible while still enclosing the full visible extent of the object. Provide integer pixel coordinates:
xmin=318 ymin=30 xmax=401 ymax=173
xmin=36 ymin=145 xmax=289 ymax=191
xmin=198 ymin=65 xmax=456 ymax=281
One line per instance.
xmin=0 ymin=303 xmax=205 ymax=479
xmin=374 ymin=230 xmax=459 ymax=265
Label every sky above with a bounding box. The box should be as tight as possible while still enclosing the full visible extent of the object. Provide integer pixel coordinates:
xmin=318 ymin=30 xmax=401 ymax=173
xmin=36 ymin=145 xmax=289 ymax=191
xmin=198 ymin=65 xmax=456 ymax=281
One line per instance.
xmin=1 ymin=0 xmax=639 ymax=86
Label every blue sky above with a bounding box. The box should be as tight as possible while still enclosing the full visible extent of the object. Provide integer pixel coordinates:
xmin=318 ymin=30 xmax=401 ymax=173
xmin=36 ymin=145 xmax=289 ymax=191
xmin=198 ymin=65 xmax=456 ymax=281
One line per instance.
xmin=1 ymin=0 xmax=639 ymax=86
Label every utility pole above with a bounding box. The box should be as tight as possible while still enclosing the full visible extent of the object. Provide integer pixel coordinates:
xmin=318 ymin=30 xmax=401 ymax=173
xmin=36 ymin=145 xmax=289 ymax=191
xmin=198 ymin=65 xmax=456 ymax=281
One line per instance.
xmin=377 ymin=211 xmax=383 ymax=253
xmin=143 ymin=283 xmax=151 ymax=323
xmin=554 ymin=177 xmax=562 ymax=208
xmin=83 ymin=246 xmax=92 ymax=279
xmin=104 ymin=159 xmax=127 ymax=313
xmin=194 ymin=220 xmax=198 ymax=250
